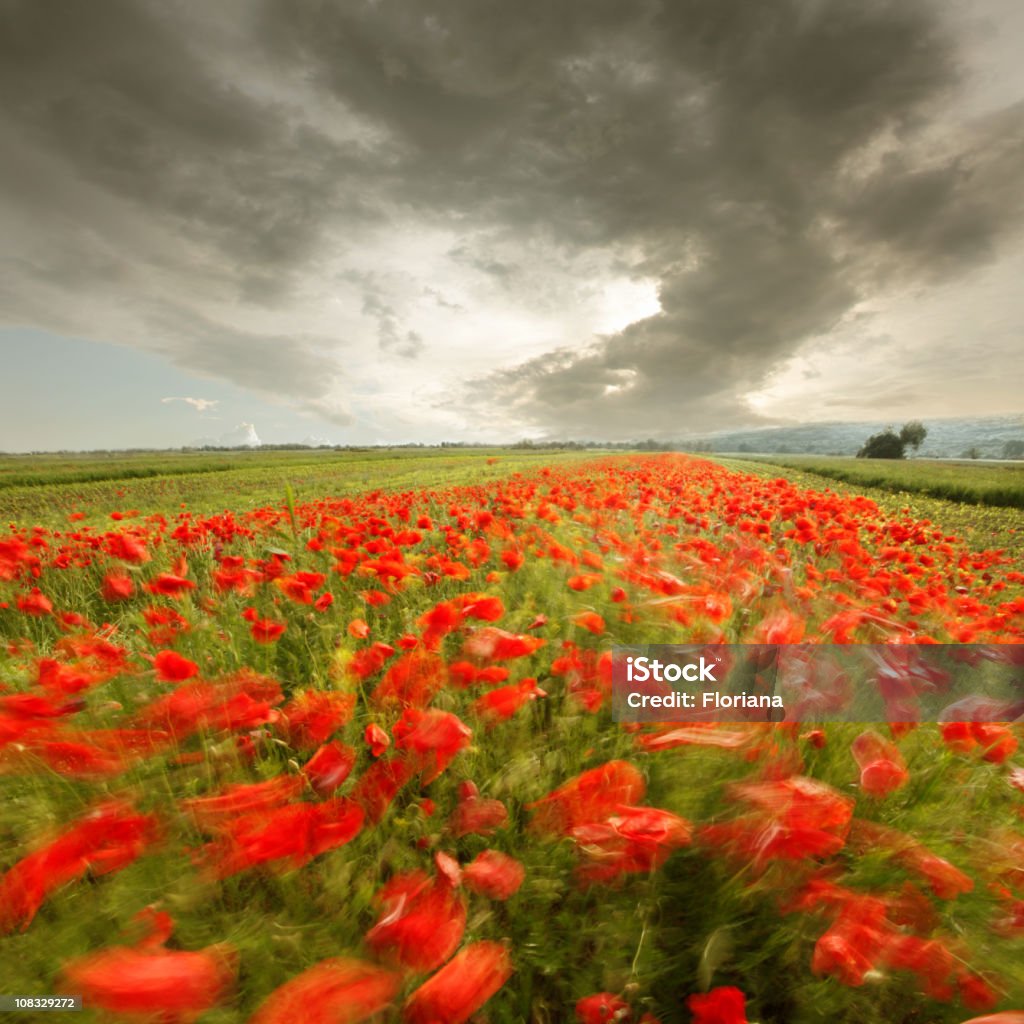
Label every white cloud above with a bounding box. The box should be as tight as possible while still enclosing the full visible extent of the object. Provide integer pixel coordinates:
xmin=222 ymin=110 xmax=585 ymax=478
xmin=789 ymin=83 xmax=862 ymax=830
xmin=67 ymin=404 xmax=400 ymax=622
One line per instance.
xmin=162 ymin=396 xmax=220 ymax=413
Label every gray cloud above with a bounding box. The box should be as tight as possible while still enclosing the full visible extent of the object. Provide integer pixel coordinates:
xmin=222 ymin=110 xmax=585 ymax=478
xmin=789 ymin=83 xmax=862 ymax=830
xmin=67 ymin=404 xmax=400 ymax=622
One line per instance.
xmin=361 ymin=291 xmax=425 ymax=360
xmin=142 ymin=305 xmax=354 ymax=426
xmin=1 ymin=0 xmax=1022 ymax=439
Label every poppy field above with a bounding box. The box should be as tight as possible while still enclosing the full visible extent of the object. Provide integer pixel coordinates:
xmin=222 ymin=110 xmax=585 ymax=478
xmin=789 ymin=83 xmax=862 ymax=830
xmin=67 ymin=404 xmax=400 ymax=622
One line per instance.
xmin=1 ymin=451 xmax=1023 ymax=1023
xmin=727 ymin=455 xmax=1024 ymax=511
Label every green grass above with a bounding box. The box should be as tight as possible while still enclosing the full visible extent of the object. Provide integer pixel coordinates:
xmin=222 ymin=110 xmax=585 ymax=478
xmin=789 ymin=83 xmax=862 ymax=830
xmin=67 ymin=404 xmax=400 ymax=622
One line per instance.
xmin=721 ymin=454 xmax=1024 ymax=509
xmin=0 ymin=448 xmax=610 ymax=525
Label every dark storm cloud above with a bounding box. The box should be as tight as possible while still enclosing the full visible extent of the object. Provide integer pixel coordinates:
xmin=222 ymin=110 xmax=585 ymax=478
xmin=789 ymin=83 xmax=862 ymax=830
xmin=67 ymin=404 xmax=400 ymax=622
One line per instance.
xmin=1 ymin=0 xmax=1022 ymax=436
xmin=253 ymin=0 xmax=1024 ymax=435
xmin=0 ymin=0 xmax=378 ymax=413
xmin=0 ymin=1 xmax=384 ymax=277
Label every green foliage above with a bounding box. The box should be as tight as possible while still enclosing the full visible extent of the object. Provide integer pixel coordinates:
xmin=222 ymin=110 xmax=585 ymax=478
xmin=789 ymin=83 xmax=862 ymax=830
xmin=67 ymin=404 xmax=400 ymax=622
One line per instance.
xmin=898 ymin=420 xmax=927 ymax=451
xmin=857 ymin=423 xmax=928 ymax=460
xmin=857 ymin=430 xmax=906 ymax=460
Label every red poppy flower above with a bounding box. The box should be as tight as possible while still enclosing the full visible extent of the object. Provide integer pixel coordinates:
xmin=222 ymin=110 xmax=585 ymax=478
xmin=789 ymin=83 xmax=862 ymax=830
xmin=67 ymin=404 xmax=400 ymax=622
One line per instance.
xmin=572 ymin=611 xmax=606 ymax=635
xmin=687 ymin=986 xmax=749 ymax=1024
xmin=154 ymin=650 xmax=200 ymax=683
xmin=303 ymin=741 xmax=356 ymax=794
xmin=501 ymin=548 xmax=525 ymax=571
xmin=812 ymin=924 xmax=882 ymax=987
xmin=197 ymin=797 xmax=364 ymax=878
xmin=434 ymin=850 xmax=462 ymax=888
xmin=0 ymin=801 xmax=159 ymax=933
xmin=251 ymin=618 xmax=286 ymax=644
xmin=249 ymin=958 xmax=400 ymax=1024
xmin=570 ymin=806 xmax=692 ymax=881
xmin=347 ymin=642 xmax=396 ymax=680
xmin=0 ymin=693 xmax=80 ymax=719
xmin=145 ymin=573 xmax=196 ymax=597
xmin=101 ymin=572 xmax=135 ymax=602
xmin=365 ymin=723 xmax=390 ymax=757
xmin=851 ymin=730 xmax=908 ymax=797
xmin=348 ymin=618 xmax=371 ymax=639
xmin=462 ymin=850 xmax=525 ymax=900
xmin=105 ymin=532 xmax=150 ymax=564
xmin=277 ymin=690 xmax=355 ymax=750
xmin=403 ymin=941 xmax=513 ymax=1023
xmin=180 ymin=776 xmax=305 ymax=830
xmin=528 ymin=761 xmax=646 ymax=836
xmin=461 ymin=627 xmax=545 ymax=662
xmin=972 ymin=723 xmax=1018 ymax=764
xmin=366 ymin=870 xmax=467 ymax=972
xmin=849 ymin=821 xmax=973 ymax=899
xmin=449 ymin=783 xmax=509 ymax=838
xmin=274 ymin=572 xmax=326 ymax=605
xmin=459 ymin=594 xmax=504 ymax=621
xmin=473 ymin=678 xmax=547 ymax=724
xmin=703 ymin=777 xmax=854 ymax=865
xmin=17 ymin=588 xmax=53 ymax=616
xmin=134 ymin=674 xmax=282 ymax=739
xmin=576 ymin=992 xmax=630 ymax=1023
xmin=351 ymin=755 xmax=416 ymax=823
xmin=750 ymin=608 xmax=805 ymax=645
xmin=417 ymin=600 xmax=463 ymax=649
xmin=393 ymin=708 xmax=472 ymax=784
xmin=17 ymin=739 xmax=130 ymax=779
xmin=60 ymin=941 xmax=236 ymax=1023
xmin=568 ymin=574 xmax=602 ymax=592
xmin=371 ymin=651 xmax=447 ymax=708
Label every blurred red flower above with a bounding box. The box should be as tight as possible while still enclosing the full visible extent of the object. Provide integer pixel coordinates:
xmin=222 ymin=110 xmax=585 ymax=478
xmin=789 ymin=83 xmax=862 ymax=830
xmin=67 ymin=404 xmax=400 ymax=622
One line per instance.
xmin=462 ymin=850 xmax=525 ymax=900
xmin=528 ymin=761 xmax=646 ymax=836
xmin=687 ymin=986 xmax=748 ymax=1023
xmin=61 ymin=938 xmax=236 ymax=1023
xmin=366 ymin=869 xmax=467 ymax=972
xmin=403 ymin=941 xmax=513 ymax=1023
xmin=303 ymin=741 xmax=356 ymax=794
xmin=576 ymin=992 xmax=630 ymax=1023
xmin=154 ymin=649 xmax=200 ymax=683
xmin=249 ymin=957 xmax=400 ymax=1024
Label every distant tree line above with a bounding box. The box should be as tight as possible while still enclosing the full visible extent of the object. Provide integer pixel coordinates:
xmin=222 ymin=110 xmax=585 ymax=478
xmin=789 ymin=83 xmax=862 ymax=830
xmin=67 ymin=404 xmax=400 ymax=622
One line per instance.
xmin=11 ymin=429 xmax=1024 ymax=459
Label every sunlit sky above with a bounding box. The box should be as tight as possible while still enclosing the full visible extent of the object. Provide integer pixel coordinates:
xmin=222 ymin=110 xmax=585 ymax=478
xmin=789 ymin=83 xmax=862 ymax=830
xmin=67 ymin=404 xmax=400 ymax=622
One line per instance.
xmin=2 ymin=0 xmax=1023 ymax=450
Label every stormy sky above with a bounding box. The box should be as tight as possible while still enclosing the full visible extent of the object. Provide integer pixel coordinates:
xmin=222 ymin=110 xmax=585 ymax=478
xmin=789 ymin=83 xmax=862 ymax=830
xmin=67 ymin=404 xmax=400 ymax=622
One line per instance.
xmin=1 ymin=0 xmax=1023 ymax=450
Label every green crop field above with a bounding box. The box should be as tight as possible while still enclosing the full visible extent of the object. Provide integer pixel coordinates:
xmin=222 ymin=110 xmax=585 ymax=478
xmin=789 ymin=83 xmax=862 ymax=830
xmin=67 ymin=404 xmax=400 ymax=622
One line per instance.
xmin=0 ymin=448 xmax=605 ymax=526
xmin=721 ymin=454 xmax=1024 ymax=510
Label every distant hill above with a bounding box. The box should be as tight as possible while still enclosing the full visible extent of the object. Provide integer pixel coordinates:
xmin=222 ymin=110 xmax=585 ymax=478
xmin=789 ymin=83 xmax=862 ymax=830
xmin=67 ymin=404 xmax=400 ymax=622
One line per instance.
xmin=680 ymin=415 xmax=1024 ymax=459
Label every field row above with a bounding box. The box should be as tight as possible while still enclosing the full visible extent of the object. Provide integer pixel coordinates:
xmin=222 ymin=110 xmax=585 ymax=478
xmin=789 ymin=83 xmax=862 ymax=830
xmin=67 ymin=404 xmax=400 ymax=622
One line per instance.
xmin=727 ymin=454 xmax=1024 ymax=509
